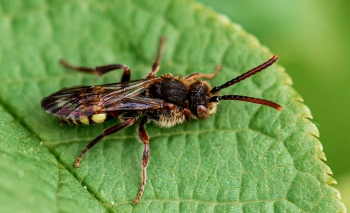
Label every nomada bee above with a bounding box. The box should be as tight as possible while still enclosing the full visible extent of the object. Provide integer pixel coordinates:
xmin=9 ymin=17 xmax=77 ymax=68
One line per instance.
xmin=41 ymin=37 xmax=282 ymax=204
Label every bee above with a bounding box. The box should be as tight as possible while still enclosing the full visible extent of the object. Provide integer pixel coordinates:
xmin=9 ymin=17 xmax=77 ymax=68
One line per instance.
xmin=41 ymin=37 xmax=282 ymax=204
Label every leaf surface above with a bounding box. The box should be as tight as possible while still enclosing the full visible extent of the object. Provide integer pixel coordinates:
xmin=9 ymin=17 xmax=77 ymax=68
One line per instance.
xmin=0 ymin=0 xmax=345 ymax=212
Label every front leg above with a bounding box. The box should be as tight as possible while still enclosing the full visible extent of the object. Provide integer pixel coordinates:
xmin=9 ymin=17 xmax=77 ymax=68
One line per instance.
xmin=185 ymin=65 xmax=221 ymax=81
xmin=133 ymin=116 xmax=150 ymax=204
xmin=183 ymin=108 xmax=191 ymax=122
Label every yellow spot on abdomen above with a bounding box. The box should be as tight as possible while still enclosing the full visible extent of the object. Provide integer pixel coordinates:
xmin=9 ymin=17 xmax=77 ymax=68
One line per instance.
xmin=80 ymin=116 xmax=90 ymax=125
xmin=92 ymin=113 xmax=106 ymax=124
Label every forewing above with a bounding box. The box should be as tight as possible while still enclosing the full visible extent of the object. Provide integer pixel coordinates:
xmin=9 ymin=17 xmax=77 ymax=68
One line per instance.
xmin=101 ymin=96 xmax=165 ymax=112
xmin=41 ymin=77 xmax=163 ymax=119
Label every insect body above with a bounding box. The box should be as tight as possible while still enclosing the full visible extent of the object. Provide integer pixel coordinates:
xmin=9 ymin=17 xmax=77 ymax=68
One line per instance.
xmin=41 ymin=37 xmax=282 ymax=204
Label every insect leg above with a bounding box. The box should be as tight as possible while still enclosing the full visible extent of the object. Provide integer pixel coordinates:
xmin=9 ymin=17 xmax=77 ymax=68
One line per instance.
xmin=147 ymin=37 xmax=166 ymax=78
xmin=185 ymin=65 xmax=221 ymax=81
xmin=60 ymin=59 xmax=131 ymax=82
xmin=183 ymin=108 xmax=192 ymax=122
xmin=133 ymin=116 xmax=150 ymax=204
xmin=74 ymin=117 xmax=137 ymax=168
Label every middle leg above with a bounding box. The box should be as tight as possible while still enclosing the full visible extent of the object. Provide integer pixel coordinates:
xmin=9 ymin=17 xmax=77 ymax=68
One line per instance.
xmin=146 ymin=37 xmax=166 ymax=78
xmin=133 ymin=116 xmax=150 ymax=204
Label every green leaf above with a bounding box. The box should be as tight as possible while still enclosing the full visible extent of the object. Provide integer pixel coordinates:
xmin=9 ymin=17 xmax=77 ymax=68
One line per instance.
xmin=0 ymin=0 xmax=345 ymax=212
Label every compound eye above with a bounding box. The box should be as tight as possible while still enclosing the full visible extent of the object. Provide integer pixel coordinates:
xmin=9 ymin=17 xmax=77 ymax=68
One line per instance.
xmin=196 ymin=105 xmax=209 ymax=119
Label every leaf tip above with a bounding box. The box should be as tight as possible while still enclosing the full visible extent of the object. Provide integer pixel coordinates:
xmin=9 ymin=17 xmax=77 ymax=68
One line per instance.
xmin=326 ymin=176 xmax=338 ymax=185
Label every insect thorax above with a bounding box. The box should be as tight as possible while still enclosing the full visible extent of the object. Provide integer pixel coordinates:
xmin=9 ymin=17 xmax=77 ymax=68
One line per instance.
xmin=146 ymin=75 xmax=189 ymax=127
xmin=148 ymin=74 xmax=189 ymax=106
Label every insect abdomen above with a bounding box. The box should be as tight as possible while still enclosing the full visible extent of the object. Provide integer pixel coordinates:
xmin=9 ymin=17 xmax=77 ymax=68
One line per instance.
xmin=59 ymin=113 xmax=112 ymax=125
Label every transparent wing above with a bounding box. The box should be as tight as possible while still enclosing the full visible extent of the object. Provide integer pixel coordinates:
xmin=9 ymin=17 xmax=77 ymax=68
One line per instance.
xmin=41 ymin=77 xmax=164 ymax=119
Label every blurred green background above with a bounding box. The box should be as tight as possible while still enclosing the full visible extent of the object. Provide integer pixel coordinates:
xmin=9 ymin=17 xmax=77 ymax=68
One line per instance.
xmin=198 ymin=0 xmax=350 ymax=208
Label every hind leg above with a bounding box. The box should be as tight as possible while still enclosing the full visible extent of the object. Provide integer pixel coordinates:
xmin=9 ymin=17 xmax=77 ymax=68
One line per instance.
xmin=60 ymin=59 xmax=131 ymax=82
